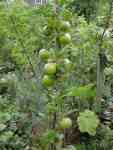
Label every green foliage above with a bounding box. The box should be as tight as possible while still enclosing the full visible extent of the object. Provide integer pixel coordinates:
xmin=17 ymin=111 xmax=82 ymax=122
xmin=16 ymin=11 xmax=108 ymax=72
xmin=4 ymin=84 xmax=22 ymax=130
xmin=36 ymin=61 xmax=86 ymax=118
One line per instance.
xmin=77 ymin=110 xmax=99 ymax=136
xmin=69 ymin=0 xmax=99 ymax=22
xmin=66 ymin=84 xmax=96 ymax=99
xmin=96 ymin=126 xmax=113 ymax=149
xmin=39 ymin=130 xmax=58 ymax=147
xmin=0 ymin=0 xmax=113 ymax=149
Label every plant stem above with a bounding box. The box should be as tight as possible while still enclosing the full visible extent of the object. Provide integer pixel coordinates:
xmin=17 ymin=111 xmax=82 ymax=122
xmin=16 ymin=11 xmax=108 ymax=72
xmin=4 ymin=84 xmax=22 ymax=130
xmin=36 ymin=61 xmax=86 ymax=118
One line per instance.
xmin=96 ymin=0 xmax=113 ymax=100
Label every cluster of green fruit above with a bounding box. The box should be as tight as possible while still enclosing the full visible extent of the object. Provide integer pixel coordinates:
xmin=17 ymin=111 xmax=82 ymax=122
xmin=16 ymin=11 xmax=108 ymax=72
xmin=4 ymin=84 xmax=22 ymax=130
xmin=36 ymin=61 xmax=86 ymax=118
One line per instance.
xmin=39 ymin=20 xmax=73 ymax=129
xmin=39 ymin=49 xmax=56 ymax=87
xmin=39 ymin=20 xmax=72 ymax=88
xmin=39 ymin=49 xmax=72 ymax=87
xmin=59 ymin=20 xmax=72 ymax=45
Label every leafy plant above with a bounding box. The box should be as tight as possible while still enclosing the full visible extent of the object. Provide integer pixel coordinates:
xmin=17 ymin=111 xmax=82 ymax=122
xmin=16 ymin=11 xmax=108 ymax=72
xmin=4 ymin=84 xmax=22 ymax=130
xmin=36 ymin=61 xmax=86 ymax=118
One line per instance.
xmin=77 ymin=110 xmax=99 ymax=136
xmin=0 ymin=0 xmax=113 ymax=149
xmin=66 ymin=84 xmax=96 ymax=99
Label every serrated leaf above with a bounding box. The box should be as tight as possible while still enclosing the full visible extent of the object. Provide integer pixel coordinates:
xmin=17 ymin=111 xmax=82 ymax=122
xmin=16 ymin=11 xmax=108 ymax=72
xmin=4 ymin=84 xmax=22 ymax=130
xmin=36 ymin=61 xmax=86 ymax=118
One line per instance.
xmin=77 ymin=110 xmax=99 ymax=136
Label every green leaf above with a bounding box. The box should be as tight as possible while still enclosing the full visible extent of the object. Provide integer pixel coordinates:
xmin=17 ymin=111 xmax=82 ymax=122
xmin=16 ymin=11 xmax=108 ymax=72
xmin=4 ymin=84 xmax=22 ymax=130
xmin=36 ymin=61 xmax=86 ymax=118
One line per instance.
xmin=0 ymin=112 xmax=11 ymax=123
xmin=77 ymin=110 xmax=99 ymax=136
xmin=0 ymin=124 xmax=6 ymax=131
xmin=75 ymin=144 xmax=86 ymax=150
xmin=66 ymin=84 xmax=96 ymax=99
xmin=40 ymin=130 xmax=58 ymax=146
xmin=0 ymin=131 xmax=13 ymax=142
xmin=58 ymin=0 xmax=74 ymax=5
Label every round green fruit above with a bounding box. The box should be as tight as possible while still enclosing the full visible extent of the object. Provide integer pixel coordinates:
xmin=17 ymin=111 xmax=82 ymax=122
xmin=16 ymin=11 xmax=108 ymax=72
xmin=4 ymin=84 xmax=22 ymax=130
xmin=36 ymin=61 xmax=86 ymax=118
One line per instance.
xmin=39 ymin=49 xmax=50 ymax=60
xmin=42 ymin=75 xmax=54 ymax=87
xmin=60 ymin=21 xmax=71 ymax=31
xmin=59 ymin=33 xmax=71 ymax=45
xmin=64 ymin=58 xmax=72 ymax=71
xmin=59 ymin=117 xmax=72 ymax=129
xmin=44 ymin=62 xmax=57 ymax=75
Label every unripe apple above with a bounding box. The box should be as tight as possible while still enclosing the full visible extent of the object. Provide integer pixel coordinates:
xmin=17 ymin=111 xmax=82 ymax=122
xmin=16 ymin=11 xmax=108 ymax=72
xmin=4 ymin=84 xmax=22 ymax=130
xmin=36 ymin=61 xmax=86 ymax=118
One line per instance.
xmin=39 ymin=49 xmax=50 ymax=60
xmin=44 ymin=62 xmax=57 ymax=75
xmin=60 ymin=21 xmax=71 ymax=31
xmin=42 ymin=75 xmax=54 ymax=87
xmin=64 ymin=58 xmax=72 ymax=71
xmin=59 ymin=33 xmax=71 ymax=45
xmin=59 ymin=117 xmax=72 ymax=129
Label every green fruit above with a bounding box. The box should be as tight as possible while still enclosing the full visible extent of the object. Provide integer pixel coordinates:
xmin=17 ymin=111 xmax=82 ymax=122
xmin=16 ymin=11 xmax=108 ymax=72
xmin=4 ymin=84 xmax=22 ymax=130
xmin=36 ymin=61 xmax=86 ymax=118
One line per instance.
xmin=39 ymin=49 xmax=50 ymax=60
xmin=59 ymin=33 xmax=71 ymax=45
xmin=42 ymin=75 xmax=54 ymax=87
xmin=59 ymin=117 xmax=72 ymax=129
xmin=44 ymin=63 xmax=57 ymax=75
xmin=60 ymin=21 xmax=71 ymax=31
xmin=64 ymin=58 xmax=72 ymax=71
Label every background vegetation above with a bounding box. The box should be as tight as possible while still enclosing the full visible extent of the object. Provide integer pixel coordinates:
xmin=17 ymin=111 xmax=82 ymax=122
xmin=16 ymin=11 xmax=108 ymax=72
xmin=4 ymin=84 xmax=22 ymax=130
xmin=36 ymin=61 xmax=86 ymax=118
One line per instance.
xmin=0 ymin=0 xmax=113 ymax=149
